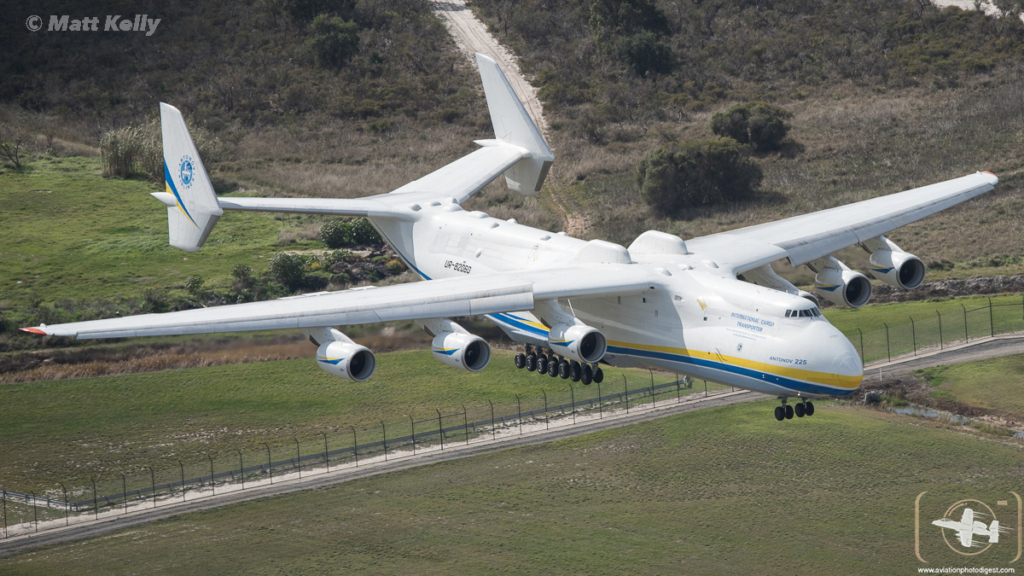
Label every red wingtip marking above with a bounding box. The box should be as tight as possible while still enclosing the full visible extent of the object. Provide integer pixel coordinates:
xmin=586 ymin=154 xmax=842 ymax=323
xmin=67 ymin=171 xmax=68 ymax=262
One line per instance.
xmin=20 ymin=327 xmax=47 ymax=335
xmin=982 ymin=171 xmax=995 ymax=176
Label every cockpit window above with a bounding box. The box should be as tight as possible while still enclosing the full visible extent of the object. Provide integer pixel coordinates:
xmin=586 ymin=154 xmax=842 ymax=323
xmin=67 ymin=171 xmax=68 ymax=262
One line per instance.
xmin=786 ymin=307 xmax=822 ymax=318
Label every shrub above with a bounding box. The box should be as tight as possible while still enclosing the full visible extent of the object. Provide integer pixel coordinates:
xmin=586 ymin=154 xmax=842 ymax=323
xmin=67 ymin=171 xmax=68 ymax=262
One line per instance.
xmin=351 ymin=218 xmax=382 ymax=246
xmin=306 ymin=15 xmax=360 ymax=70
xmin=142 ymin=286 xmax=169 ymax=313
xmin=710 ymin=102 xmax=792 ymax=151
xmin=268 ymin=253 xmax=306 ymax=291
xmin=616 ymin=31 xmax=674 ymax=76
xmin=232 ymin=264 xmax=256 ymax=288
xmin=636 ymin=138 xmax=762 ymax=216
xmin=100 ymin=119 xmax=220 ymax=182
xmin=184 ymin=275 xmax=205 ymax=297
xmin=320 ymin=220 xmax=354 ymax=248
xmin=386 ymin=259 xmax=406 ymax=274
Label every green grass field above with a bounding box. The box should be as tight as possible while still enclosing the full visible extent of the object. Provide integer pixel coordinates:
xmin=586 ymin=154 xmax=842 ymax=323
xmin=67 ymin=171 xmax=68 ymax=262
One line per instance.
xmin=0 ymin=349 xmax=724 ymax=497
xmin=919 ymin=353 xmax=1024 ymax=419
xmin=4 ymin=401 xmax=1023 ymax=575
xmin=0 ymin=157 xmax=303 ymax=309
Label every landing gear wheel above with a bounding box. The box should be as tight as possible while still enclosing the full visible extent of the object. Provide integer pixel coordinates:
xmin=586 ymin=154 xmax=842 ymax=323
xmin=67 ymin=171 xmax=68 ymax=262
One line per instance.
xmin=774 ymin=406 xmax=785 ymax=421
xmin=593 ymin=367 xmax=604 ymax=384
xmin=526 ymin=354 xmax=537 ymax=372
xmin=784 ymin=404 xmax=794 ymax=420
xmin=794 ymin=402 xmax=806 ymax=418
xmin=547 ymin=359 xmax=559 ymax=377
xmin=805 ymin=401 xmax=815 ymax=416
xmin=569 ymin=361 xmax=582 ymax=383
xmin=581 ymin=365 xmax=593 ymax=385
xmin=537 ymin=353 xmax=548 ymax=366
xmin=536 ymin=356 xmax=548 ymax=374
xmin=558 ymin=360 xmax=570 ymax=379
xmin=514 ymin=353 xmax=526 ymax=369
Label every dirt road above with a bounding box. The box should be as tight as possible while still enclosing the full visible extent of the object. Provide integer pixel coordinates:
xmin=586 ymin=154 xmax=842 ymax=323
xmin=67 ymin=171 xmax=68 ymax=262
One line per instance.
xmin=431 ymin=0 xmax=548 ymax=138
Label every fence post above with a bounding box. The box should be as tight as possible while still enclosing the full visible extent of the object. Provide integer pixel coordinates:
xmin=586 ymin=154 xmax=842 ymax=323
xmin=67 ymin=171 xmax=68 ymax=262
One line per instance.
xmin=884 ymin=322 xmax=891 ymax=362
xmin=32 ymin=492 xmax=38 ymax=532
xmin=59 ymin=483 xmax=68 ymax=526
xmin=568 ymin=382 xmax=576 ymax=425
xmin=207 ymin=454 xmax=215 ymax=495
xmin=320 ymin=432 xmax=329 ymax=473
xmin=92 ymin=477 xmax=98 ymax=520
xmin=2 ymin=492 xmax=6 ymax=538
xmin=436 ymin=409 xmax=444 ymax=450
xmin=236 ymin=450 xmax=244 ymax=490
xmin=488 ymin=400 xmax=496 ymax=441
xmin=262 ymin=443 xmax=272 ymax=484
xmin=515 ymin=394 xmax=523 ymax=435
xmin=178 ymin=460 xmax=186 ymax=502
xmin=962 ymin=304 xmax=968 ymax=343
xmin=295 ymin=437 xmax=302 ymax=477
xmin=624 ymin=375 xmax=629 ymax=413
xmin=120 ymin=473 xmax=128 ymax=514
xmin=989 ymin=297 xmax=994 ymax=337
xmin=910 ymin=316 xmax=917 ymax=356
xmin=937 ymin=310 xmax=943 ymax=350
xmin=350 ymin=426 xmax=359 ymax=466
xmin=380 ymin=421 xmax=388 ymax=461
xmin=543 ymin=390 xmax=549 ymax=430
xmin=704 ymin=380 xmax=708 ymax=397
xmin=649 ymin=369 xmax=656 ymax=407
xmin=409 ymin=416 xmax=416 ymax=455
xmin=462 ymin=404 xmax=469 ymax=445
xmin=676 ymin=377 xmax=681 ymax=403
xmin=597 ymin=379 xmax=603 ymax=419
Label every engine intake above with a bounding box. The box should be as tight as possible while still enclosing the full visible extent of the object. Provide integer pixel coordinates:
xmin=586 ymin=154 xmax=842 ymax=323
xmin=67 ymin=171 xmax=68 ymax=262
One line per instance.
xmin=316 ymin=341 xmax=376 ymax=381
xmin=811 ymin=257 xmax=872 ymax=308
xmin=869 ymin=250 xmax=926 ymax=289
xmin=548 ymin=324 xmax=607 ymax=363
xmin=432 ymin=331 xmax=491 ymax=372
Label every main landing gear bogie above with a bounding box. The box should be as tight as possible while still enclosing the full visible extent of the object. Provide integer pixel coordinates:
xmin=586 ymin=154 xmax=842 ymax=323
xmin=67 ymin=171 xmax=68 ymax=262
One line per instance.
xmin=514 ymin=346 xmax=603 ymax=385
xmin=774 ymin=398 xmax=814 ymax=421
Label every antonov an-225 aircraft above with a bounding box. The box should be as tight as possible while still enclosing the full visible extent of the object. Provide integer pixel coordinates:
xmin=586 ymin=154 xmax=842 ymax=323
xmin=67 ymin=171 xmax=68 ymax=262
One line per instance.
xmin=24 ymin=54 xmax=999 ymax=422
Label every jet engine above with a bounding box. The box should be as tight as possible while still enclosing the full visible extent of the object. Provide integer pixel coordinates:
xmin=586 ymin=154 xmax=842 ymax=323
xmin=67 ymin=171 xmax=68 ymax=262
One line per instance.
xmin=419 ymin=318 xmax=492 ymax=372
xmin=431 ymin=331 xmax=491 ymax=372
xmin=809 ymin=256 xmax=872 ymax=308
xmin=547 ymin=324 xmax=607 ymax=364
xmin=862 ymin=236 xmax=926 ymax=290
xmin=315 ymin=340 xmax=376 ymax=381
xmin=304 ymin=326 xmax=376 ymax=381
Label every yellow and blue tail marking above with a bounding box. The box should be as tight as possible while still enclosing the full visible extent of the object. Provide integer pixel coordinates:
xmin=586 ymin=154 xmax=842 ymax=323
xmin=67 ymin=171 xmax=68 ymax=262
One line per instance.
xmin=164 ymin=160 xmax=198 ymax=227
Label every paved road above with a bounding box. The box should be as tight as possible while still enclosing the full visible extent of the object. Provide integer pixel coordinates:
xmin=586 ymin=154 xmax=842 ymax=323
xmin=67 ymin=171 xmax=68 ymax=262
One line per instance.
xmin=865 ymin=334 xmax=1024 ymax=380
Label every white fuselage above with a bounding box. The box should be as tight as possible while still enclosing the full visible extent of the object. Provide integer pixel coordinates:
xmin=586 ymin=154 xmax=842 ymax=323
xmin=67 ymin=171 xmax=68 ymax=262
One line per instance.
xmin=371 ymin=201 xmax=863 ymax=398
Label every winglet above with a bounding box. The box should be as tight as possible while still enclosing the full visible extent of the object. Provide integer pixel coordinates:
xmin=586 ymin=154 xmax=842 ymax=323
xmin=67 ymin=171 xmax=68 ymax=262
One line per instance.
xmin=159 ymin=103 xmax=224 ymax=252
xmin=20 ymin=327 xmax=47 ymax=335
xmin=475 ymin=54 xmax=553 ymax=195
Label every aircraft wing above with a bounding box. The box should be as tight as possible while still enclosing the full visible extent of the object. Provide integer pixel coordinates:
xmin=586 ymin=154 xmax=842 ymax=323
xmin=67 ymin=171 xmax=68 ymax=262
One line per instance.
xmin=684 ymin=172 xmax=997 ymax=274
xmin=22 ymin=266 xmax=654 ymax=340
xmin=388 ymin=143 xmax=526 ymax=202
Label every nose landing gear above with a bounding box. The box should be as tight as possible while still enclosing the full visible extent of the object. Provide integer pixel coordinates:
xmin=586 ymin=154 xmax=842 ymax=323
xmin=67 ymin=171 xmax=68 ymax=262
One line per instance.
xmin=775 ymin=398 xmax=814 ymax=421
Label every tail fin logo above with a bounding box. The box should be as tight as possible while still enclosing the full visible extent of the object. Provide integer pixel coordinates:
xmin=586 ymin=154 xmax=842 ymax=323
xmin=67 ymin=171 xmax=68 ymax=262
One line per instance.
xmin=179 ymin=155 xmax=195 ymax=189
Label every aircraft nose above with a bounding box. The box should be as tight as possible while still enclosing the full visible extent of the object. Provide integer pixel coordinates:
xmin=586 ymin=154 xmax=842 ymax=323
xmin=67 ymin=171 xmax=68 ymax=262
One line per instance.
xmin=796 ymin=320 xmax=864 ymax=392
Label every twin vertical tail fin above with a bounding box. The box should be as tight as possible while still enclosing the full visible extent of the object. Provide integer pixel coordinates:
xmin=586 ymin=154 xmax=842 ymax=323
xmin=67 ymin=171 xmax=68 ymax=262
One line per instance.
xmin=475 ymin=54 xmax=553 ymax=195
xmin=153 ymin=103 xmax=223 ymax=252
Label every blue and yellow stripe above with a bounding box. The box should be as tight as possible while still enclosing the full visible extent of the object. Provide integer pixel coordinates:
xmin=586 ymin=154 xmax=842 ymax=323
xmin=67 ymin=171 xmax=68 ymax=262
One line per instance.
xmin=164 ymin=160 xmax=198 ymax=228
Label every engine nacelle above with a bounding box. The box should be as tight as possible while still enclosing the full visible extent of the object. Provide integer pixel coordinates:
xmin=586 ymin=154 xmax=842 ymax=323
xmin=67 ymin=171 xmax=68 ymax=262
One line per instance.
xmin=869 ymin=250 xmax=926 ymax=289
xmin=316 ymin=341 xmax=376 ymax=381
xmin=431 ymin=331 xmax=491 ymax=372
xmin=548 ymin=324 xmax=607 ymax=363
xmin=814 ymin=265 xmax=872 ymax=308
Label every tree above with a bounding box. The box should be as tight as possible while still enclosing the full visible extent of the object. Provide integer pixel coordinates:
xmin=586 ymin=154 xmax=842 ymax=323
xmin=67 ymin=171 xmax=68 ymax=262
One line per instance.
xmin=0 ymin=124 xmax=27 ymax=168
xmin=269 ymin=253 xmax=306 ymax=291
xmin=711 ymin=102 xmax=792 ymax=151
xmin=320 ymin=220 xmax=354 ymax=249
xmin=636 ymin=138 xmax=762 ymax=216
xmin=616 ymin=31 xmax=674 ymax=76
xmin=185 ymin=275 xmax=205 ymax=298
xmin=350 ymin=218 xmax=382 ymax=246
xmin=306 ymin=15 xmax=360 ymax=70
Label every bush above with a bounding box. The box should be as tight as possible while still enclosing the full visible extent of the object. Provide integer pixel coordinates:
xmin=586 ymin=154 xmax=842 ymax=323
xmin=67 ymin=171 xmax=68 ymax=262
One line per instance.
xmin=185 ymin=275 xmax=205 ymax=297
xmin=268 ymin=253 xmax=306 ymax=290
xmin=351 ymin=218 xmax=382 ymax=246
xmin=636 ymin=138 xmax=763 ymax=216
xmin=232 ymin=264 xmax=256 ymax=288
xmin=616 ymin=31 xmax=674 ymax=76
xmin=306 ymin=15 xmax=360 ymax=70
xmin=100 ymin=119 xmax=220 ymax=182
xmin=711 ymin=102 xmax=792 ymax=151
xmin=320 ymin=220 xmax=354 ymax=248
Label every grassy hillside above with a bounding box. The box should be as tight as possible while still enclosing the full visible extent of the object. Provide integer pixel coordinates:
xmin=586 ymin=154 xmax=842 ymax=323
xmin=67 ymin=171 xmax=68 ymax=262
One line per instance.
xmin=919 ymin=353 xmax=1024 ymax=419
xmin=4 ymin=401 xmax=1024 ymax=574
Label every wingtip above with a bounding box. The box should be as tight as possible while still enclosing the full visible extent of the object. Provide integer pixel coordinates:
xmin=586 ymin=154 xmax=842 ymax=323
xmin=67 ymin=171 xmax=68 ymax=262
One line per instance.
xmin=20 ymin=327 xmax=47 ymax=336
xmin=981 ymin=170 xmax=998 ymax=183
